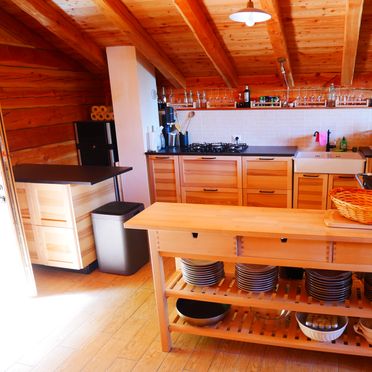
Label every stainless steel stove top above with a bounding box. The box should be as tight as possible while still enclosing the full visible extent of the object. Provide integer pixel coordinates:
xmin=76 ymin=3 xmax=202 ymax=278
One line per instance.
xmin=184 ymin=142 xmax=248 ymax=153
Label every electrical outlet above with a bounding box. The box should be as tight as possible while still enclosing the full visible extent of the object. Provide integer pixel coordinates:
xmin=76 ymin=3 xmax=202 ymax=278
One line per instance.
xmin=232 ymin=135 xmax=242 ymax=143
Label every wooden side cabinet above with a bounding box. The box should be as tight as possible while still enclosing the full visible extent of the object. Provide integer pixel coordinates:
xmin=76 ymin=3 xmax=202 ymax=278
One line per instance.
xmin=16 ymin=180 xmax=115 ymax=269
xmin=179 ymin=155 xmax=242 ymax=205
xmin=147 ymin=155 xmax=181 ymax=203
xmin=367 ymin=158 xmax=372 ymax=173
xmin=293 ymin=173 xmax=328 ymax=209
xmin=242 ymin=157 xmax=292 ymax=208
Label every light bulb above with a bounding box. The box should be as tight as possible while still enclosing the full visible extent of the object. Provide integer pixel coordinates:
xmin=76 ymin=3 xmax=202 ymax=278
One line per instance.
xmin=245 ymin=19 xmax=255 ymax=27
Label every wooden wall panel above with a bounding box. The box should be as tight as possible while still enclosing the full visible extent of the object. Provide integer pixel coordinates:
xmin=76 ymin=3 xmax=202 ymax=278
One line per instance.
xmin=0 ymin=50 xmax=106 ymax=165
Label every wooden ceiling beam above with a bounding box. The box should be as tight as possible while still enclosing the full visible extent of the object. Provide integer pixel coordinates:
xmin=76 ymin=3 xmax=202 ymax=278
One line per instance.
xmin=173 ymin=0 xmax=239 ymax=88
xmin=93 ymin=0 xmax=186 ymax=89
xmin=341 ymin=0 xmax=364 ymax=86
xmin=260 ymin=0 xmax=294 ymax=88
xmin=7 ymin=0 xmax=106 ymax=73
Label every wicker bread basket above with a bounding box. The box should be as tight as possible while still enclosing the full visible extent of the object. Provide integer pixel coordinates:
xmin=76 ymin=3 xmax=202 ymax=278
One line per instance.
xmin=329 ymin=187 xmax=372 ymax=224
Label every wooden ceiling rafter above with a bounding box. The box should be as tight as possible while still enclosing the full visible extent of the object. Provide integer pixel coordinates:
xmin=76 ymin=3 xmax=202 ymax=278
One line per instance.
xmin=260 ymin=0 xmax=295 ymax=88
xmin=92 ymin=0 xmax=186 ymax=89
xmin=6 ymin=0 xmax=106 ymax=73
xmin=173 ymin=0 xmax=239 ymax=88
xmin=341 ymin=0 xmax=365 ymax=86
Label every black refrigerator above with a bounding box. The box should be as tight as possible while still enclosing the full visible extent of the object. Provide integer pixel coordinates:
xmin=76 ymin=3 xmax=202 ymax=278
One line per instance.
xmin=74 ymin=120 xmax=119 ymax=166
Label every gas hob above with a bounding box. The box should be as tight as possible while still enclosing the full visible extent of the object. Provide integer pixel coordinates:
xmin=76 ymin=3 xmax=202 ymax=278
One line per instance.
xmin=184 ymin=142 xmax=248 ymax=154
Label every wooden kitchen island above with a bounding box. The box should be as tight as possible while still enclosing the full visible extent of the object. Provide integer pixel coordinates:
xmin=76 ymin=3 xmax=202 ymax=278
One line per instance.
xmin=14 ymin=164 xmax=132 ymax=270
xmin=125 ymin=202 xmax=372 ymax=357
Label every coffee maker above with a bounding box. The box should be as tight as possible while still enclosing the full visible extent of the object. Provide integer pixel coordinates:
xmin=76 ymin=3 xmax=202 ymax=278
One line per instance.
xmin=162 ymin=106 xmax=179 ymax=147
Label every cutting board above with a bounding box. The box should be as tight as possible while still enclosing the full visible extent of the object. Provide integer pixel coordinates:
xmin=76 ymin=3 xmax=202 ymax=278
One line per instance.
xmin=324 ymin=210 xmax=372 ymax=230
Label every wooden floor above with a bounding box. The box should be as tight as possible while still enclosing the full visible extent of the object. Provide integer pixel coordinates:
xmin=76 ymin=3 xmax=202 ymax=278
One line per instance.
xmin=2 ymin=258 xmax=371 ymax=372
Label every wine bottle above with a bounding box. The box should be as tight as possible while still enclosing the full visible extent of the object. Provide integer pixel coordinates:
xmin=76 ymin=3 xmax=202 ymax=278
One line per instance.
xmin=243 ymin=85 xmax=250 ymax=108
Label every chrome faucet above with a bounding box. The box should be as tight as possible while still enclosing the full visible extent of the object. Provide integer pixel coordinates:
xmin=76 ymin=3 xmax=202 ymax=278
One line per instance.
xmin=326 ymin=129 xmax=336 ymax=152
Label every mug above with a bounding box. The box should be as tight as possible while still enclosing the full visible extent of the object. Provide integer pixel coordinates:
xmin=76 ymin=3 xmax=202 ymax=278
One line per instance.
xmin=353 ymin=319 xmax=372 ymax=344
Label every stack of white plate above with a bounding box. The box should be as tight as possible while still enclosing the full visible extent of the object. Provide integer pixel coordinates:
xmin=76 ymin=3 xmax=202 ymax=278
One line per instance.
xmin=364 ymin=273 xmax=372 ymax=301
xmin=305 ymin=269 xmax=352 ymax=302
xmin=235 ymin=264 xmax=279 ymax=292
xmin=180 ymin=259 xmax=225 ymax=286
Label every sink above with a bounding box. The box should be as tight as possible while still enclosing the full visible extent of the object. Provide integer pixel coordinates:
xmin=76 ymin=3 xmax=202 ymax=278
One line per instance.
xmin=294 ymin=151 xmax=365 ymax=174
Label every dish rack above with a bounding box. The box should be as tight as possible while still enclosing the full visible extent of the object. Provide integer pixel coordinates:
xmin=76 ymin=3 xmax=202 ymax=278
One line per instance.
xmin=329 ymin=187 xmax=372 ymax=224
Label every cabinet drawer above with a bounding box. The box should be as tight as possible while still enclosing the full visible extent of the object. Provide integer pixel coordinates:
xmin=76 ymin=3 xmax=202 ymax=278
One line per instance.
xmin=156 ymin=230 xmax=236 ymax=258
xmin=243 ymin=189 xmax=291 ymax=208
xmin=327 ymin=174 xmax=360 ymax=209
xmin=16 ymin=183 xmax=33 ymax=224
xmin=37 ymin=226 xmax=81 ymax=269
xmin=180 ymin=156 xmax=242 ymax=188
xmin=240 ymin=237 xmax=330 ymax=262
xmin=333 ymin=242 xmax=372 ymax=266
xmin=181 ymin=187 xmax=242 ymax=206
xmin=33 ymin=184 xmax=74 ymax=227
xmin=243 ymin=157 xmax=292 ymax=190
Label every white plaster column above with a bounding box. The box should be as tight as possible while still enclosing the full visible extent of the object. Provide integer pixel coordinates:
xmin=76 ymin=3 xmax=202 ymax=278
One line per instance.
xmin=106 ymin=46 xmax=159 ymax=206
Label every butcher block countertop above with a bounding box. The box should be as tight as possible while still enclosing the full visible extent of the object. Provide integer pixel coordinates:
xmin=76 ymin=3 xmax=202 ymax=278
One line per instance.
xmin=13 ymin=164 xmax=132 ymax=185
xmin=125 ymin=202 xmax=372 ymax=243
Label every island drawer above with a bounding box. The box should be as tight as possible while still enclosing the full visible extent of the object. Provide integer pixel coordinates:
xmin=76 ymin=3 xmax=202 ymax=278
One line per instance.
xmin=240 ymin=237 xmax=330 ymax=262
xmin=155 ymin=230 xmax=237 ymax=257
xmin=333 ymin=242 xmax=372 ymax=266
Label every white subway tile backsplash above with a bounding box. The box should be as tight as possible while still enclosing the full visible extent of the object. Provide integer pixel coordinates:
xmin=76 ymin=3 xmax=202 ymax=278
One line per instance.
xmin=177 ymin=108 xmax=371 ymax=149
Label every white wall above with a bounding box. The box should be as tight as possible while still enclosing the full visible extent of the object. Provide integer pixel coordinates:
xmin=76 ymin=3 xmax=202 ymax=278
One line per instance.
xmin=177 ymin=108 xmax=372 ymax=150
xmin=106 ymin=46 xmax=159 ymax=206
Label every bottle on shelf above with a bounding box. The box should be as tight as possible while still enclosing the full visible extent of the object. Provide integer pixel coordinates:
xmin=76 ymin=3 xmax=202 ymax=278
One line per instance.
xmin=328 ymin=83 xmax=336 ymax=107
xmin=201 ymin=91 xmax=207 ymax=108
xmin=196 ymin=91 xmax=201 ymax=108
xmin=243 ymin=85 xmax=250 ymax=108
xmin=189 ymin=90 xmax=194 ymax=106
xmin=183 ymin=90 xmax=188 ymax=105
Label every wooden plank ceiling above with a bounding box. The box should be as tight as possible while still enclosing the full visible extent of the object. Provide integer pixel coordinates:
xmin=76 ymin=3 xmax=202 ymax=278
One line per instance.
xmin=1 ymin=0 xmax=372 ymax=88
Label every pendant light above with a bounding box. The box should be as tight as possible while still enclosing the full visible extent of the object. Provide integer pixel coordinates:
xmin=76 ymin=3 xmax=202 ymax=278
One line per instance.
xmin=229 ymin=1 xmax=271 ymax=27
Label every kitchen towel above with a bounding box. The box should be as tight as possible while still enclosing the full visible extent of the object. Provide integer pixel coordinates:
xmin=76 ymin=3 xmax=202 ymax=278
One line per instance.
xmin=319 ymin=131 xmax=327 ymax=146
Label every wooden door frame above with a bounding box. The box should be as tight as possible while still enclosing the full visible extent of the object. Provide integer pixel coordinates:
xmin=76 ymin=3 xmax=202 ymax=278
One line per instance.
xmin=0 ymin=105 xmax=36 ymax=296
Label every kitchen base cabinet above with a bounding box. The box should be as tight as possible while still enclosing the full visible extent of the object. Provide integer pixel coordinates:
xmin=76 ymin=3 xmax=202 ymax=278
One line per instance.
xmin=294 ymin=173 xmax=361 ymax=210
xmin=242 ymin=157 xmax=292 ymax=208
xmin=16 ymin=179 xmax=115 ymax=269
xmin=367 ymin=158 xmax=372 ymax=173
xmin=125 ymin=203 xmax=372 ymax=357
xmin=147 ymin=155 xmax=181 ymax=203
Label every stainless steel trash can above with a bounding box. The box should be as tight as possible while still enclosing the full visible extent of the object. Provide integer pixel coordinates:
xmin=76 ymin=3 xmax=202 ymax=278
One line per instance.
xmin=91 ymin=202 xmax=149 ymax=275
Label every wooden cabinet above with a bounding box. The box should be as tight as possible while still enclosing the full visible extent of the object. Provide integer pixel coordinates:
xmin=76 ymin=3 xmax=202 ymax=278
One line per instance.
xmin=294 ymin=173 xmax=360 ymax=210
xmin=293 ymin=173 xmax=328 ymax=209
xmin=242 ymin=157 xmax=292 ymax=207
xmin=125 ymin=203 xmax=372 ymax=357
xmin=327 ymin=174 xmax=360 ymax=208
xmin=16 ymin=179 xmax=115 ymax=269
xmin=179 ymin=155 xmax=242 ymax=205
xmin=147 ymin=155 xmax=181 ymax=203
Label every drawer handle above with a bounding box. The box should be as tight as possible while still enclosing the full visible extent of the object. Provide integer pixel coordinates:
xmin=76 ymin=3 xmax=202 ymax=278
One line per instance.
xmin=203 ymin=188 xmax=218 ymax=192
xmin=338 ymin=176 xmax=354 ymax=179
xmin=155 ymin=156 xmax=169 ymax=159
xmin=192 ymin=232 xmax=198 ymax=238
xmin=201 ymin=157 xmax=216 ymax=160
xmin=280 ymin=237 xmax=288 ymax=243
xmin=303 ymin=174 xmax=319 ymax=178
xmin=259 ymin=190 xmax=275 ymax=194
xmin=258 ymin=157 xmax=274 ymax=160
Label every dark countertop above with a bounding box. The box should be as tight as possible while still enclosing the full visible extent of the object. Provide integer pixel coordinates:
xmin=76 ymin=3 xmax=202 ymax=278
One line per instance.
xmin=13 ymin=164 xmax=133 ymax=185
xmin=146 ymin=146 xmax=298 ymax=157
xmin=360 ymin=147 xmax=372 ymax=158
